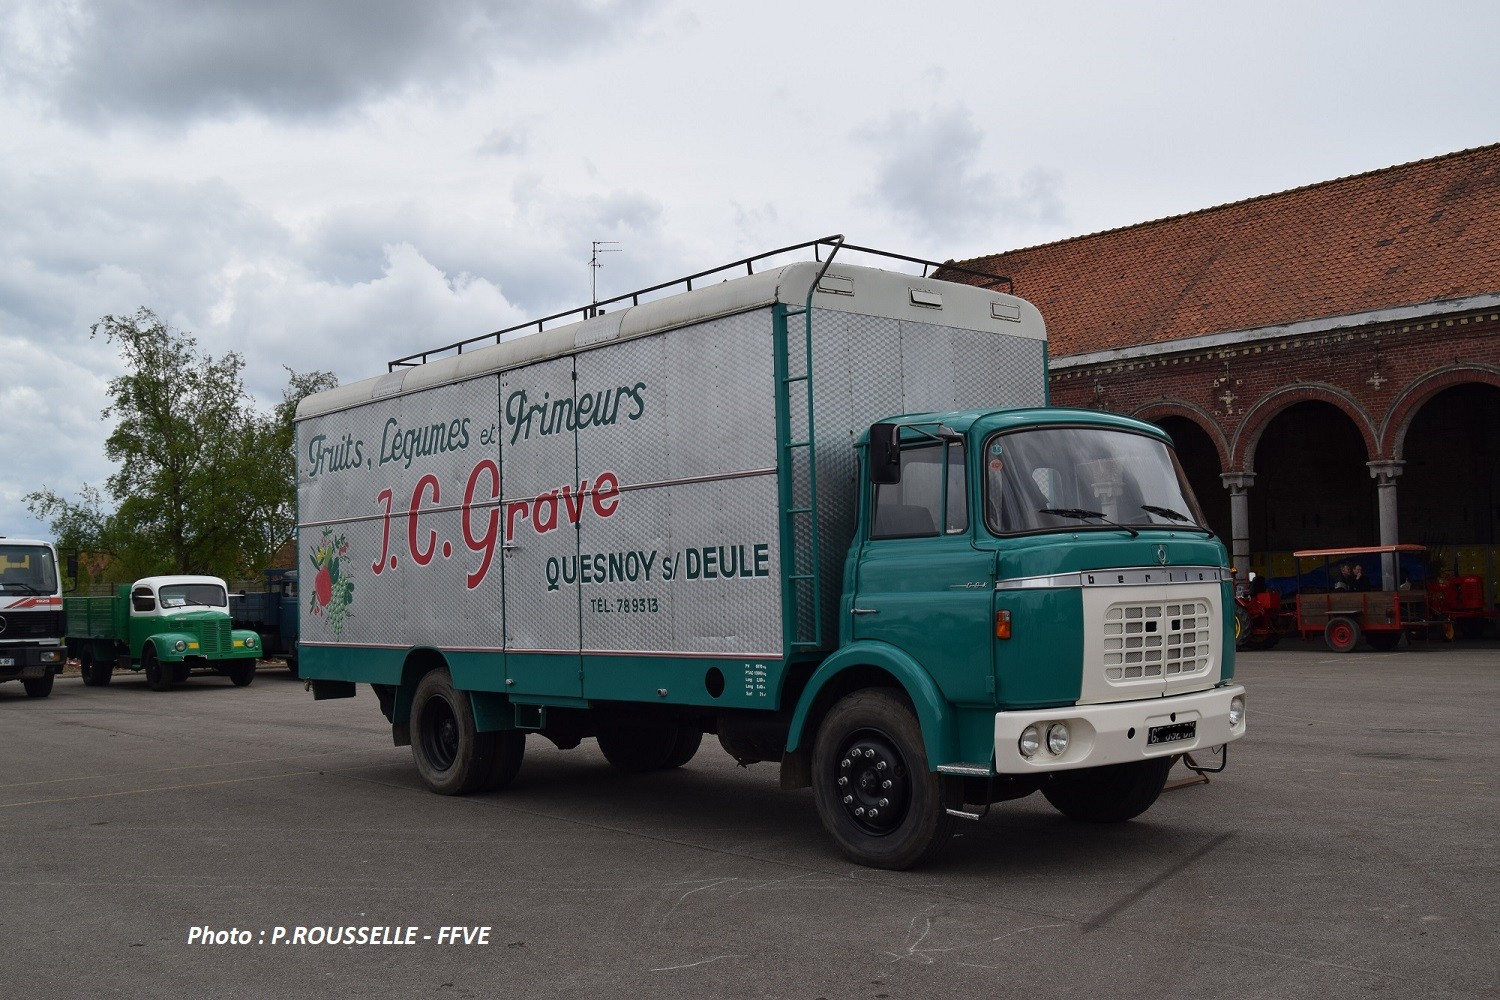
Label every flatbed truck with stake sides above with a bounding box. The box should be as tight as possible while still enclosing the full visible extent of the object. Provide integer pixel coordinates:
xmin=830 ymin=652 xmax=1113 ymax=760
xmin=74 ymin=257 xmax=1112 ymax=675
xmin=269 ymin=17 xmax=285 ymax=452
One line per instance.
xmin=296 ymin=238 xmax=1247 ymax=869
xmin=0 ymin=536 xmax=67 ymax=698
xmin=65 ymin=575 xmax=262 ymax=689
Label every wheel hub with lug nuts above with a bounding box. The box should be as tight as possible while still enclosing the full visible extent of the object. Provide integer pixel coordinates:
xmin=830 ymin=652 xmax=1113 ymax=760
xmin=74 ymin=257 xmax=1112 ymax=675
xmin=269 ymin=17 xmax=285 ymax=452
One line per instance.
xmin=837 ymin=732 xmax=910 ymax=834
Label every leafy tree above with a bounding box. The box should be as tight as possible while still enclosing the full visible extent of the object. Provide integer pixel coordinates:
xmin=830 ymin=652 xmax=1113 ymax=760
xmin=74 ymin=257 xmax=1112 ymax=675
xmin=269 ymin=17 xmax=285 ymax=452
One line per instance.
xmin=26 ymin=308 xmax=336 ymax=583
xmin=240 ymin=367 xmax=340 ymax=573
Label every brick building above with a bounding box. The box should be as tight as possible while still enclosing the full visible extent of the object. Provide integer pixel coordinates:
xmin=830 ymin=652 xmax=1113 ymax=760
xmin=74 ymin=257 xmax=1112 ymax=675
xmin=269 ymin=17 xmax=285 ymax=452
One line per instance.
xmin=943 ymin=145 xmax=1500 ymax=599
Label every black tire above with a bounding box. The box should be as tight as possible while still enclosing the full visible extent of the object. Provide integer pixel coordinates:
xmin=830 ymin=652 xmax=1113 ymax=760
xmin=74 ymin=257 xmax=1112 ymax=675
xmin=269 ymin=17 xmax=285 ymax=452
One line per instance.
xmin=172 ymin=662 xmax=191 ymax=684
xmin=80 ymin=650 xmax=113 ymax=687
xmin=1041 ymin=757 xmax=1174 ymax=823
xmin=285 ymin=657 xmax=300 ymax=680
xmin=1233 ymin=606 xmax=1252 ymax=651
xmin=1365 ymin=631 xmax=1402 ymax=652
xmin=229 ymin=661 xmax=256 ymax=687
xmin=480 ymin=730 xmax=527 ymax=791
xmin=811 ymin=689 xmax=956 ymax=870
xmin=596 ymin=723 xmax=679 ymax=772
xmin=144 ymin=647 xmax=172 ymax=691
xmin=1455 ymin=618 xmax=1487 ymax=640
xmin=662 ymin=726 xmax=703 ymax=769
xmin=409 ymin=667 xmax=495 ymax=795
xmin=1324 ymin=617 xmax=1361 ymax=653
xmin=22 ymin=672 xmax=54 ymax=698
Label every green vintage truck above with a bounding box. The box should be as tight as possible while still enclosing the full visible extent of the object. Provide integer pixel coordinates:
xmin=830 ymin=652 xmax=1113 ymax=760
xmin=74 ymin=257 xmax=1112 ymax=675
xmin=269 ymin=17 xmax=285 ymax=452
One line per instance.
xmin=65 ymin=575 xmax=261 ymax=690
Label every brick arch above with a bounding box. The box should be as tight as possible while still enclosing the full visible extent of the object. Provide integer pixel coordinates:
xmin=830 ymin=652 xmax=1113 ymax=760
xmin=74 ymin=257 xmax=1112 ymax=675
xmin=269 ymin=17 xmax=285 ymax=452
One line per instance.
xmin=1131 ymin=399 xmax=1231 ymax=469
xmin=1232 ymin=382 xmax=1377 ymax=471
xmin=1383 ymin=364 xmax=1500 ymax=460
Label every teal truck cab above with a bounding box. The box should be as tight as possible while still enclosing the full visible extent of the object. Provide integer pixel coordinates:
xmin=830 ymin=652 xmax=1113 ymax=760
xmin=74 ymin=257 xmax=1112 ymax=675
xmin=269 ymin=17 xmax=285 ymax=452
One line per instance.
xmin=65 ymin=575 xmax=261 ymax=690
xmin=295 ymin=239 xmax=1246 ymax=869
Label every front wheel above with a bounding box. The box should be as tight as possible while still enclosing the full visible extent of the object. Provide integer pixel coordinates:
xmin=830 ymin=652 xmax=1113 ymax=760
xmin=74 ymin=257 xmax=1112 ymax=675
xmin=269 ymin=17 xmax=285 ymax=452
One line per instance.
xmin=22 ymin=672 xmax=54 ymax=698
xmin=811 ymin=689 xmax=956 ymax=870
xmin=1324 ymin=617 xmax=1361 ymax=653
xmin=144 ymin=647 xmax=172 ymax=691
xmin=1041 ymin=758 xmax=1174 ymax=822
xmin=410 ymin=667 xmax=507 ymax=795
xmin=228 ymin=661 xmax=257 ymax=686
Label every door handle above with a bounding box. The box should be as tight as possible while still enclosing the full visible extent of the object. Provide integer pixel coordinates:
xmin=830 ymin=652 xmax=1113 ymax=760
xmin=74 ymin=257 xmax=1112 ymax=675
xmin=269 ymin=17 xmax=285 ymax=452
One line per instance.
xmin=851 ymin=607 xmax=879 ymax=615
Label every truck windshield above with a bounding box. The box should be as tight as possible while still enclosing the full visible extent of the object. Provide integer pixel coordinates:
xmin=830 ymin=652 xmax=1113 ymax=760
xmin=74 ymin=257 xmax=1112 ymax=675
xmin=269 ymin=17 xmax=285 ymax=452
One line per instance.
xmin=159 ymin=583 xmax=228 ymax=609
xmin=983 ymin=426 xmax=1207 ymax=536
xmin=0 ymin=544 xmax=58 ymax=593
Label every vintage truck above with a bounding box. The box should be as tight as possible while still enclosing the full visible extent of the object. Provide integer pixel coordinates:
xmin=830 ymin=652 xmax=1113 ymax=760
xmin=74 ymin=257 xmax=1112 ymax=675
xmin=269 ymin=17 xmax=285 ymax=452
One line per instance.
xmin=230 ymin=569 xmax=301 ymax=676
xmin=65 ymin=575 xmax=261 ymax=689
xmin=295 ymin=238 xmax=1247 ymax=869
xmin=0 ymin=536 xmax=67 ymax=698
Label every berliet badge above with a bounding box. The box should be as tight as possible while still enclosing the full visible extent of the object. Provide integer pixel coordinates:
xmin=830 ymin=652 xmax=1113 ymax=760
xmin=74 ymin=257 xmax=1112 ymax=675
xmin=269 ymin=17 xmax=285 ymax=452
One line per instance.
xmin=1156 ymin=544 xmax=1168 ymax=566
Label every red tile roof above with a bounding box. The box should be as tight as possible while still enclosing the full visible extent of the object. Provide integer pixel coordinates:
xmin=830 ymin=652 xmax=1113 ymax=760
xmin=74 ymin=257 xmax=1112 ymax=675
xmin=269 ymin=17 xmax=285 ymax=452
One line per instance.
xmin=945 ymin=144 xmax=1500 ymax=357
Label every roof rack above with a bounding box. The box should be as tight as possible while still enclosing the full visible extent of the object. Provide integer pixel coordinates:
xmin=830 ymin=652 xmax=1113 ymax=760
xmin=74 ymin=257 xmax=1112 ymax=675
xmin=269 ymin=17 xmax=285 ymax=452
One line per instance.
xmin=387 ymin=235 xmax=1014 ymax=371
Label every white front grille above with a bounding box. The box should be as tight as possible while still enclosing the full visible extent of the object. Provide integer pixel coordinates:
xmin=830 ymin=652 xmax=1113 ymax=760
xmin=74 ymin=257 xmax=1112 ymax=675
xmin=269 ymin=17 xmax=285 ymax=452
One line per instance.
xmin=1102 ymin=600 xmax=1212 ymax=681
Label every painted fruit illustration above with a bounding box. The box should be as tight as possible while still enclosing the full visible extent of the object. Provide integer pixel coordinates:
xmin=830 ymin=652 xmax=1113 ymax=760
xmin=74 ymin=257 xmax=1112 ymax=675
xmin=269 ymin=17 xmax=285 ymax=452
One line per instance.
xmin=309 ymin=529 xmax=353 ymax=639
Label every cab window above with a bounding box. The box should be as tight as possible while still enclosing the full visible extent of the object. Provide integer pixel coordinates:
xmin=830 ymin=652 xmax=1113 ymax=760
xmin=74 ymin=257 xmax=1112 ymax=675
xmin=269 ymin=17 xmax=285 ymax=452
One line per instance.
xmin=871 ymin=441 xmax=967 ymax=539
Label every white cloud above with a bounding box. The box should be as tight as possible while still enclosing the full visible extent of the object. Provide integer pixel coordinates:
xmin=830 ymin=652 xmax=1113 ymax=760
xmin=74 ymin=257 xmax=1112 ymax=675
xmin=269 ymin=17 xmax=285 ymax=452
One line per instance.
xmin=858 ymin=104 xmax=1066 ymax=241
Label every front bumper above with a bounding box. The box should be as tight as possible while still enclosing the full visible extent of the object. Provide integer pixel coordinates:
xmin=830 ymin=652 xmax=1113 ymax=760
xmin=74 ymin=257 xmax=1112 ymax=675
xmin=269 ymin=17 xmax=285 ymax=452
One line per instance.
xmin=0 ymin=645 xmax=65 ymax=680
xmin=994 ymin=684 xmax=1247 ymax=773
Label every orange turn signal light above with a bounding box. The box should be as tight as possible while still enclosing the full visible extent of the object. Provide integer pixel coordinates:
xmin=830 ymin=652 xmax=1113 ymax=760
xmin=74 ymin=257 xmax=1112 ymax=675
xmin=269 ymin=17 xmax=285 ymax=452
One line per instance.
xmin=994 ymin=609 xmax=1012 ymax=640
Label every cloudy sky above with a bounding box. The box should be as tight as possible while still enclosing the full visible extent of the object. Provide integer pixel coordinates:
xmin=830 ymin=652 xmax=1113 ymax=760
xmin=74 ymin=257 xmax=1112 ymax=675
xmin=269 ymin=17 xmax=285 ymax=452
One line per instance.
xmin=3 ymin=0 xmax=1498 ymax=540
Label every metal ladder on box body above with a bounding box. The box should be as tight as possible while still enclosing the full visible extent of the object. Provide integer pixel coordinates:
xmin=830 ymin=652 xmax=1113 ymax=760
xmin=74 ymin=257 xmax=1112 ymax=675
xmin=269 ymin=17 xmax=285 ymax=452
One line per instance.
xmin=772 ymin=238 xmax=845 ymax=653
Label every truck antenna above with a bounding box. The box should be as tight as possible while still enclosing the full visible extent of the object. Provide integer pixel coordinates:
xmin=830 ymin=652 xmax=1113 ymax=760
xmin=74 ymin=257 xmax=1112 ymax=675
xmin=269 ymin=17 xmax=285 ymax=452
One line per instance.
xmin=589 ymin=240 xmax=621 ymax=317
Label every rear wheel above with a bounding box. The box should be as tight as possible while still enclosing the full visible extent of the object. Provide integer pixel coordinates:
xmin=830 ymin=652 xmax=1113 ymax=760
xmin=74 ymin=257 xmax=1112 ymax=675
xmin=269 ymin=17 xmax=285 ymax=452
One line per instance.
xmin=1324 ymin=617 xmax=1361 ymax=653
xmin=1455 ymin=619 xmax=1487 ymax=640
xmin=1041 ymin=757 xmax=1174 ymax=822
xmin=596 ymin=723 xmax=679 ymax=772
xmin=662 ymin=727 xmax=703 ymax=769
xmin=481 ymin=730 xmax=527 ymax=791
xmin=79 ymin=650 xmax=113 ymax=687
xmin=22 ymin=672 xmax=54 ymax=698
xmin=811 ymin=689 xmax=956 ymax=870
xmin=1233 ymin=606 xmax=1252 ymax=650
xmin=228 ymin=661 xmax=256 ymax=686
xmin=410 ymin=667 xmax=498 ymax=795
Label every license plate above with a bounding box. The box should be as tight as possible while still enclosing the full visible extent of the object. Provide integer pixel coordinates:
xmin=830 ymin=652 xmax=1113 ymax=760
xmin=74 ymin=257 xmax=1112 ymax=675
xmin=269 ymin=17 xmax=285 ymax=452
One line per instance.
xmin=0 ymin=657 xmax=13 ymax=667
xmin=1148 ymin=721 xmax=1197 ymax=745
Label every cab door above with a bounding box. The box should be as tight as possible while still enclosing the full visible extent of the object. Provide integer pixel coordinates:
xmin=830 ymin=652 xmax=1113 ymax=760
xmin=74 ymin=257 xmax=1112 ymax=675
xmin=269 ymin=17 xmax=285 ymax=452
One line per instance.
xmin=851 ymin=437 xmax=995 ymax=706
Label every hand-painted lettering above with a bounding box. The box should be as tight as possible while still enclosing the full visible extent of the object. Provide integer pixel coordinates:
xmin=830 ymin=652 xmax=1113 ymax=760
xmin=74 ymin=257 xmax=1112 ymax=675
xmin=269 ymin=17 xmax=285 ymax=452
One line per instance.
xmin=504 ymin=381 xmax=647 ymax=445
xmin=306 ymin=431 xmax=365 ymax=479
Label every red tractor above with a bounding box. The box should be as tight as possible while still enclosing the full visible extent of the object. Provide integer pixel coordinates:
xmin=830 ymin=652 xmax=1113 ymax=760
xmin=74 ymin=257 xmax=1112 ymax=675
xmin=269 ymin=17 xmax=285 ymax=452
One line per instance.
xmin=1233 ymin=571 xmax=1295 ymax=651
xmin=1426 ymin=573 xmax=1495 ymax=639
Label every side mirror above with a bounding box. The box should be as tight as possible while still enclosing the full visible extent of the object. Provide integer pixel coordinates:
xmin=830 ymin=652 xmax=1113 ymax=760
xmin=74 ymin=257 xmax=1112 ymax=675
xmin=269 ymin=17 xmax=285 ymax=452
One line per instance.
xmin=868 ymin=423 xmax=901 ymax=485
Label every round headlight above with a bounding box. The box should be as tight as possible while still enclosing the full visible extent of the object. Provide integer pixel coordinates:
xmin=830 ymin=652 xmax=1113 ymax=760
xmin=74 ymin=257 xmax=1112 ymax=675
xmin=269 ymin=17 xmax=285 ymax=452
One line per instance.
xmin=1046 ymin=722 xmax=1071 ymax=756
xmin=246 ymin=635 xmax=257 ymax=649
xmin=174 ymin=639 xmax=186 ymax=652
xmin=1019 ymin=724 xmax=1042 ymax=758
xmin=1229 ymin=695 xmax=1245 ymax=728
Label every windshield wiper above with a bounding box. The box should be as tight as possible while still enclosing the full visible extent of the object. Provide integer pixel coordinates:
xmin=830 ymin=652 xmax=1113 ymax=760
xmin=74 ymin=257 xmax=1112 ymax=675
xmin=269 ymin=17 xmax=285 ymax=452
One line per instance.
xmin=1140 ymin=504 xmax=1215 ymax=535
xmin=1038 ymin=507 xmax=1139 ymax=538
xmin=0 ymin=583 xmax=43 ymax=594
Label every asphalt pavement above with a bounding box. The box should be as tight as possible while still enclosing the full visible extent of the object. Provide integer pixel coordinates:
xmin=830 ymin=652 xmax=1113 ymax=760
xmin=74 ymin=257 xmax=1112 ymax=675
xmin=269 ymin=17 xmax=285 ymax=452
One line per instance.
xmin=2 ymin=640 xmax=1496 ymax=999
